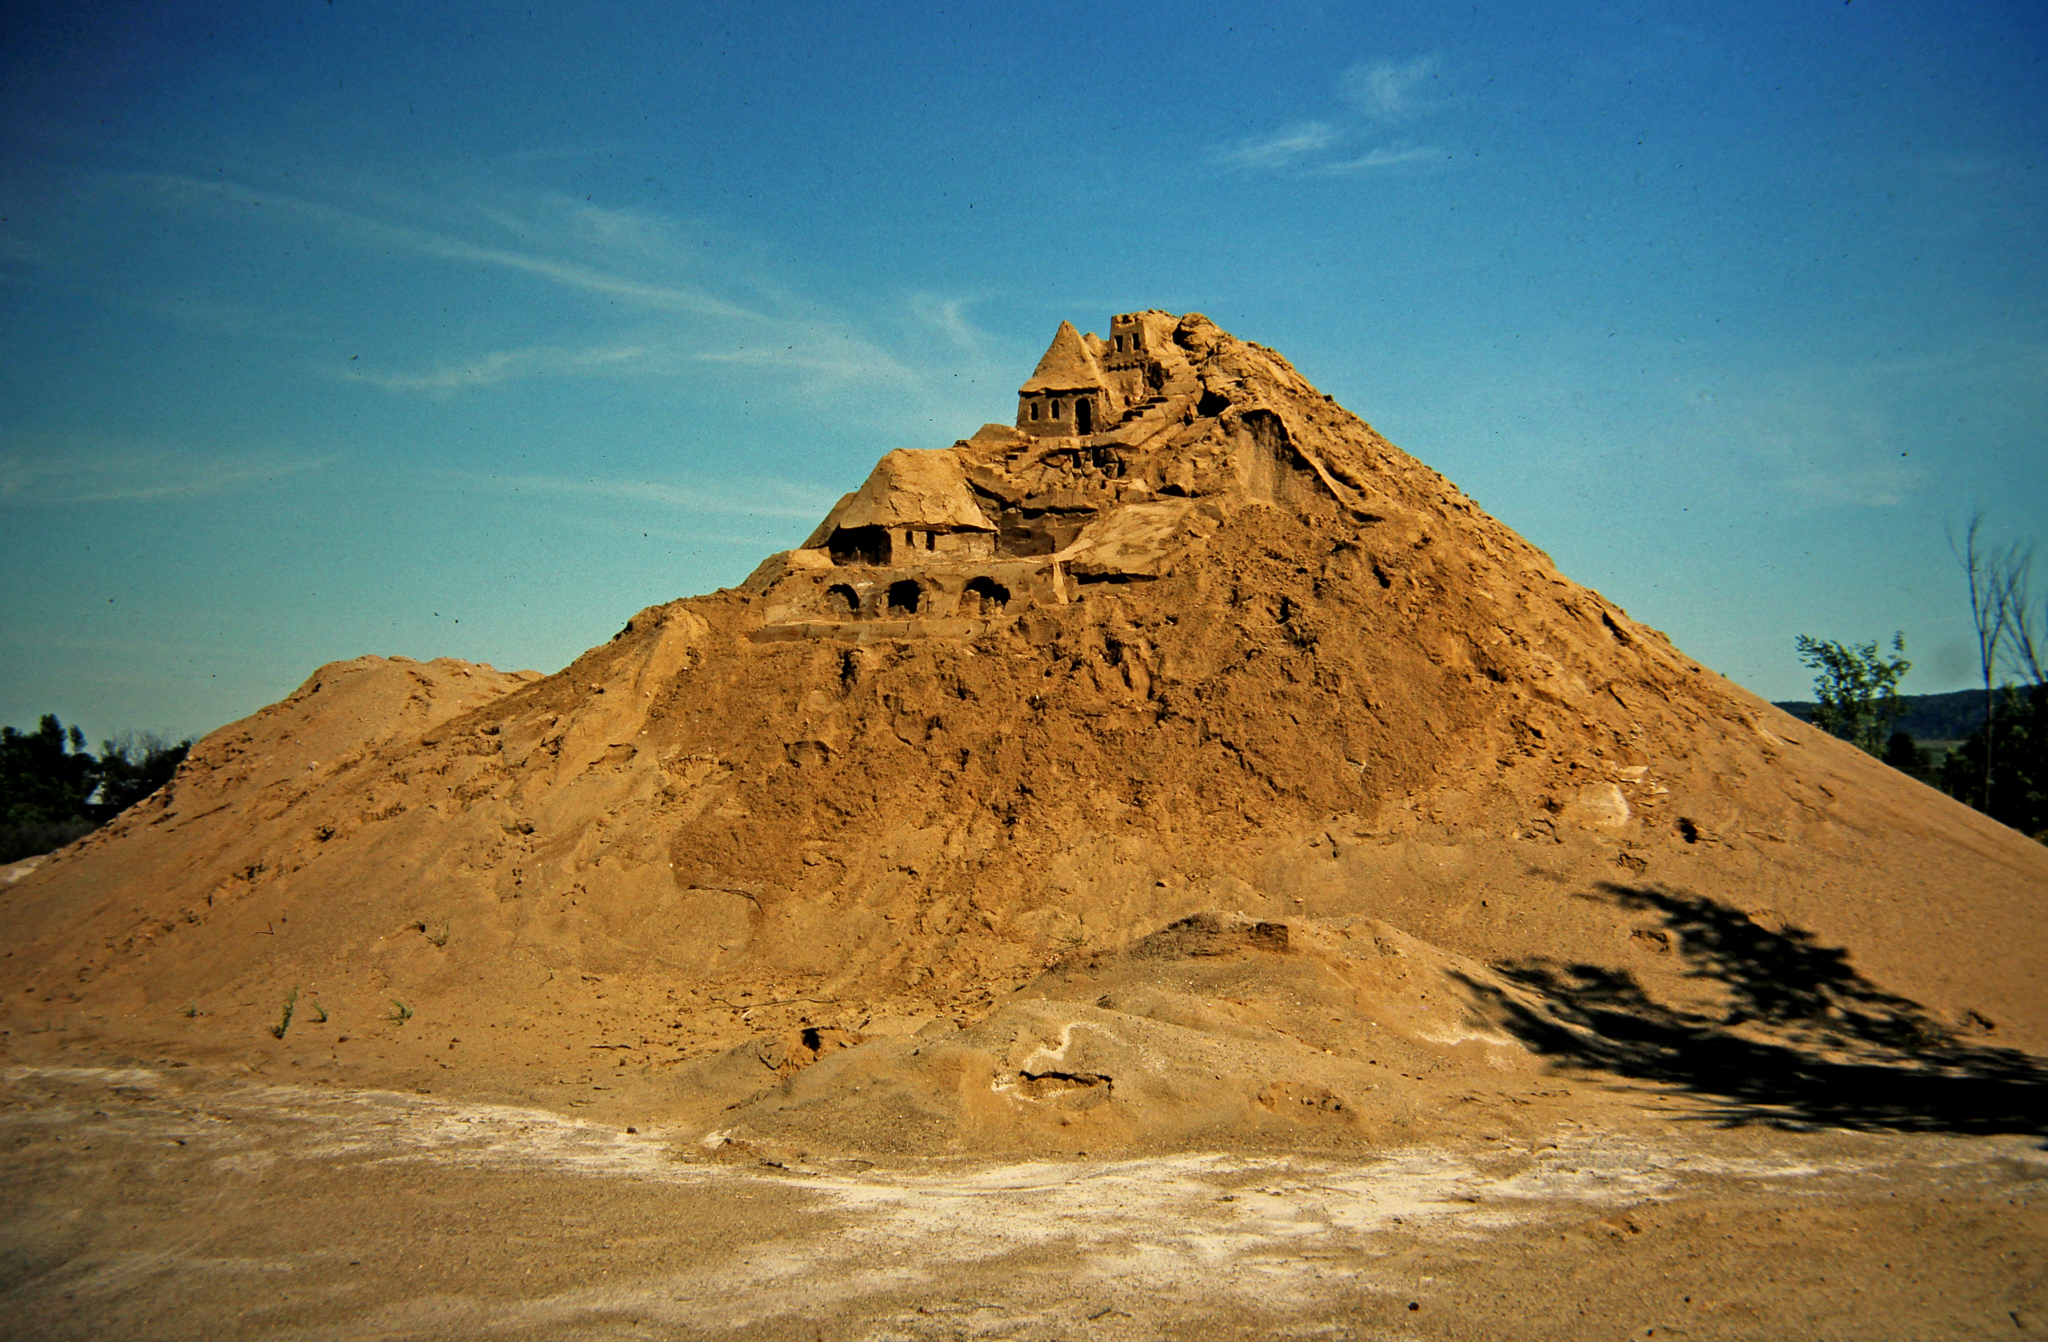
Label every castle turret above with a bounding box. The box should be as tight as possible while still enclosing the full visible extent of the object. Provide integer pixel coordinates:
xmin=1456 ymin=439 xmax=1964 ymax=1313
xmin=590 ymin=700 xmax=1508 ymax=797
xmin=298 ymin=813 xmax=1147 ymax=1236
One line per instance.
xmin=1102 ymin=311 xmax=1179 ymax=406
xmin=1016 ymin=321 xmax=1117 ymax=437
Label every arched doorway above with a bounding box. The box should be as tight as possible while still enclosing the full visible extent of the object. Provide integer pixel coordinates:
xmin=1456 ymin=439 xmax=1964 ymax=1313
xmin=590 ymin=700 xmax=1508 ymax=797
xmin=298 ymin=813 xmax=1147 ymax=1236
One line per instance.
xmin=964 ymin=576 xmax=1010 ymax=615
xmin=1074 ymin=396 xmax=1093 ymax=434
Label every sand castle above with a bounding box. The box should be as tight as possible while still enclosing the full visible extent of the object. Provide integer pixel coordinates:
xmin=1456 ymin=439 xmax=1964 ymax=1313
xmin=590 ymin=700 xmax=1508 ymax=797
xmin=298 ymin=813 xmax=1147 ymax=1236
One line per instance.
xmin=747 ymin=311 xmax=1331 ymax=638
xmin=2 ymin=310 xmax=2041 ymax=1163
xmin=4 ymin=310 xmax=2041 ymax=1342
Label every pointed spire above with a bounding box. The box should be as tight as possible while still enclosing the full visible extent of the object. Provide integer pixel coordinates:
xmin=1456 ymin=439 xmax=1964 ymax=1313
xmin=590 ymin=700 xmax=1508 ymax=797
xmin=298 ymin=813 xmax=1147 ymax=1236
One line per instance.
xmin=1019 ymin=320 xmax=1109 ymax=393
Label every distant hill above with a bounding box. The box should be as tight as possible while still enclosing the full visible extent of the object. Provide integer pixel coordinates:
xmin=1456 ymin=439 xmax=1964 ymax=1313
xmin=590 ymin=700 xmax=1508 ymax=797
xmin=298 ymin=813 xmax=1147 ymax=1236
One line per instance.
xmin=1773 ymin=688 xmax=1988 ymax=742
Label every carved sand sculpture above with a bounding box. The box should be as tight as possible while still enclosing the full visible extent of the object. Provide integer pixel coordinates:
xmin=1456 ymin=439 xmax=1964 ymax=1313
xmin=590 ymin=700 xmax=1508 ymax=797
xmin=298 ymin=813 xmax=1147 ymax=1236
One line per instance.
xmin=3 ymin=312 xmax=2042 ymax=1157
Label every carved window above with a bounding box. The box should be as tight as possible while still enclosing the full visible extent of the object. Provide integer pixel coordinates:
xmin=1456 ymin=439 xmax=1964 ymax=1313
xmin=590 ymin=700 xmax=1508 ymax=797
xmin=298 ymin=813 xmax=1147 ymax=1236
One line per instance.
xmin=828 ymin=526 xmax=890 ymax=566
xmin=964 ymin=576 xmax=1010 ymax=613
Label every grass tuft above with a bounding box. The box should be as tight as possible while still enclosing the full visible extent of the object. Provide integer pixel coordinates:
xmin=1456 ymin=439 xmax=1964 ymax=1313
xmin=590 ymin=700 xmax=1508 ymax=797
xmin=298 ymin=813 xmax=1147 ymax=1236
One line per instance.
xmin=269 ymin=986 xmax=299 ymax=1040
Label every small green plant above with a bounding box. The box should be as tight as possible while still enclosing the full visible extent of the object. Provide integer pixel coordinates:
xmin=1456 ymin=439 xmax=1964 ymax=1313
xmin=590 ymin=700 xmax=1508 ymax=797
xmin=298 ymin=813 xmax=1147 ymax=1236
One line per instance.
xmin=387 ymin=999 xmax=414 ymax=1024
xmin=269 ymin=986 xmax=299 ymax=1040
xmin=426 ymin=919 xmax=450 ymax=948
xmin=310 ymin=1001 xmax=329 ymax=1024
xmin=180 ymin=1003 xmax=200 ymax=1019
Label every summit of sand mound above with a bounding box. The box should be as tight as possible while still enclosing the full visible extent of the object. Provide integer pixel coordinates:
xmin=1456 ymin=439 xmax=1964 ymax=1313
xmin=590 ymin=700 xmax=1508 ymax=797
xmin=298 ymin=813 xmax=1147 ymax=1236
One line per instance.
xmin=3 ymin=312 xmax=2042 ymax=1155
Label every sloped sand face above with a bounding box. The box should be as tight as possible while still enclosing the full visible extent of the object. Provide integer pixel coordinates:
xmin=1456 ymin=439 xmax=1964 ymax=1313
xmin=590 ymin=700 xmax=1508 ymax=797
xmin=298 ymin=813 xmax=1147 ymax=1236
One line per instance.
xmin=0 ymin=313 xmax=2042 ymax=1166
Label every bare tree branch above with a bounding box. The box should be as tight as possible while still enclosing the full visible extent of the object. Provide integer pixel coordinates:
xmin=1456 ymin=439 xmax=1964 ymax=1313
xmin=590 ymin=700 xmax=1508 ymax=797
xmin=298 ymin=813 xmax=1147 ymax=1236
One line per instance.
xmin=1950 ymin=513 xmax=2008 ymax=811
xmin=1997 ymin=540 xmax=2042 ymax=687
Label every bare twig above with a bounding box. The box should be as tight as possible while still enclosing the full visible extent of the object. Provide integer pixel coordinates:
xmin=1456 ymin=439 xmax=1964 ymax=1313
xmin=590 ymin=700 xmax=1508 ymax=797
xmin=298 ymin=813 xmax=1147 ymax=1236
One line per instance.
xmin=1951 ymin=514 xmax=2012 ymax=810
xmin=1998 ymin=540 xmax=2042 ymax=686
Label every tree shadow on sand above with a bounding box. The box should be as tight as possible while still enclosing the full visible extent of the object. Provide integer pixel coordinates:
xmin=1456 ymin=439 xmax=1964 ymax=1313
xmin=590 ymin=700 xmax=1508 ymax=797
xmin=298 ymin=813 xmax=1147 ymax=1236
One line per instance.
xmin=1453 ymin=884 xmax=2048 ymax=1136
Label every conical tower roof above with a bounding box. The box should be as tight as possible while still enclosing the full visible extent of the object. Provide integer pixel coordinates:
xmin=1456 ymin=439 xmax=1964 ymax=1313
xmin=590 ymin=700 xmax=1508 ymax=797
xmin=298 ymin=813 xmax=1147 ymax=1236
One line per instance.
xmin=1019 ymin=320 xmax=1109 ymax=393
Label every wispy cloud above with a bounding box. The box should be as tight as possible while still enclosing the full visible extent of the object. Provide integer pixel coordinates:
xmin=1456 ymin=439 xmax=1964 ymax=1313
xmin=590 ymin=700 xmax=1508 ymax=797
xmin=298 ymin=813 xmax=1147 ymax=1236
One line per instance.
xmin=1679 ymin=374 xmax=1919 ymax=510
xmin=1309 ymin=145 xmax=1444 ymax=175
xmin=907 ymin=292 xmax=998 ymax=362
xmin=1211 ymin=121 xmax=1342 ymax=172
xmin=128 ymin=172 xmax=765 ymax=322
xmin=336 ymin=340 xmax=670 ymax=394
xmin=1779 ymin=463 xmax=1918 ymax=509
xmin=341 ymin=327 xmax=932 ymax=397
xmin=0 ymin=442 xmax=330 ymax=505
xmin=114 ymin=166 xmax=1023 ymax=441
xmin=1211 ymin=56 xmax=1450 ymax=177
xmin=448 ymin=469 xmax=837 ymax=521
xmin=555 ymin=196 xmax=694 ymax=258
xmin=1339 ymin=57 xmax=1440 ymax=122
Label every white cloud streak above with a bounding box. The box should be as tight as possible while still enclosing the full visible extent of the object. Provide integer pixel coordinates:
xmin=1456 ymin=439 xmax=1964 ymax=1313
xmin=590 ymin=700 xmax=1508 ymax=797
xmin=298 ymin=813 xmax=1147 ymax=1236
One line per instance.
xmin=448 ymin=469 xmax=836 ymax=521
xmin=118 ymin=168 xmax=1017 ymax=433
xmin=1778 ymin=464 xmax=1918 ymax=509
xmin=129 ymin=172 xmax=765 ymax=323
xmin=1340 ymin=57 xmax=1440 ymax=122
xmin=1211 ymin=56 xmax=1449 ymax=177
xmin=0 ymin=444 xmax=330 ymax=505
xmin=1210 ymin=122 xmax=1342 ymax=171
xmin=1678 ymin=373 xmax=1921 ymax=510
xmin=1310 ymin=145 xmax=1444 ymax=175
xmin=336 ymin=341 xmax=670 ymax=394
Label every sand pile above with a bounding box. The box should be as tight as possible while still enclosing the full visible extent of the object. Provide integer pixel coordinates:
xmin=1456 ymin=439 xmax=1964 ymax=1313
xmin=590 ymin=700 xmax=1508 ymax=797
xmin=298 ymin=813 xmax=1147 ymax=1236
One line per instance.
xmin=3 ymin=312 xmax=2042 ymax=1154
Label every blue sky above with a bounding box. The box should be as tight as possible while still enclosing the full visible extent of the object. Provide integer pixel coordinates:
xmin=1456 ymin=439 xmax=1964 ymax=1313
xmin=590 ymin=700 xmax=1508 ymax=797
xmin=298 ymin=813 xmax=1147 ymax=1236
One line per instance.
xmin=3 ymin=0 xmax=2044 ymax=743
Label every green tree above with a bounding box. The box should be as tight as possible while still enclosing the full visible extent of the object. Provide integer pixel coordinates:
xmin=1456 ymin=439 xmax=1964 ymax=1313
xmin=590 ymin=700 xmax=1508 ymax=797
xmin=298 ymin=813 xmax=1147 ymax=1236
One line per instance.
xmin=0 ymin=715 xmax=192 ymax=863
xmin=1938 ymin=551 xmax=2046 ymax=839
xmin=1882 ymin=730 xmax=1932 ymax=780
xmin=0 ymin=715 xmax=101 ymax=863
xmin=1939 ymin=684 xmax=2048 ymax=841
xmin=88 ymin=730 xmax=189 ymax=821
xmin=1951 ymin=514 xmax=2036 ymax=812
xmin=1 ymin=715 xmax=97 ymax=824
xmin=1794 ymin=632 xmax=1911 ymax=756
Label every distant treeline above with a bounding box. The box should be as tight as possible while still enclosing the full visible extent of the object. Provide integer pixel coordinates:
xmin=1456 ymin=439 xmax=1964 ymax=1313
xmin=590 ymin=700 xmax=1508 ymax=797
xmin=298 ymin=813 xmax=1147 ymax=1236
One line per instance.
xmin=1773 ymin=688 xmax=1987 ymax=742
xmin=1 ymin=715 xmax=190 ymax=865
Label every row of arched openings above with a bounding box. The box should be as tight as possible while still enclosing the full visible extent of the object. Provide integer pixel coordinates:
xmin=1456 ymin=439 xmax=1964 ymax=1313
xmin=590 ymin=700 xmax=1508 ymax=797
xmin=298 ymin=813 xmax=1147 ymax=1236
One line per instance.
xmin=823 ymin=577 xmax=1010 ymax=619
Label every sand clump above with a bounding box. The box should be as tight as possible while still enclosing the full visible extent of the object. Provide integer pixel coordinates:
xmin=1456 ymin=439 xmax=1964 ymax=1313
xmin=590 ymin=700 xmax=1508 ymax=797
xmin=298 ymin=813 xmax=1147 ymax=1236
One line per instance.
xmin=1 ymin=311 xmax=2041 ymax=1156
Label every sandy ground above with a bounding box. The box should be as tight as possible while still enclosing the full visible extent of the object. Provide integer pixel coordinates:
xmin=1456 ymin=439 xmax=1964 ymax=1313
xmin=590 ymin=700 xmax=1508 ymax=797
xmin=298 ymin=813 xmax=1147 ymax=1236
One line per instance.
xmin=1 ymin=1063 xmax=2041 ymax=1341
